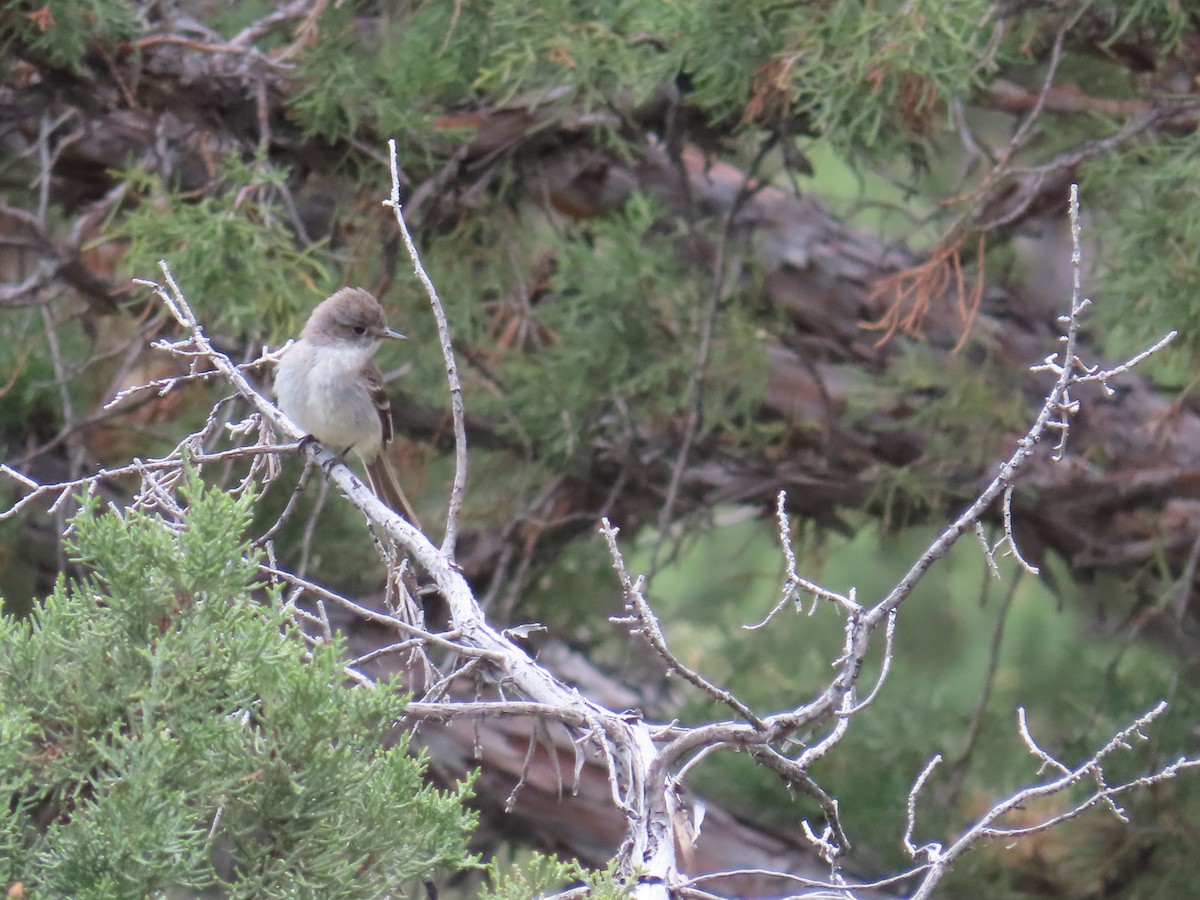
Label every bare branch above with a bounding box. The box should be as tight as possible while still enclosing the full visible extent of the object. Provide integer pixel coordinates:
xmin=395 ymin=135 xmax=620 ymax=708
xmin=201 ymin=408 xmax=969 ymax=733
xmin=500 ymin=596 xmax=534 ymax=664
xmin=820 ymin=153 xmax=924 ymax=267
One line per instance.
xmin=839 ymin=609 xmax=897 ymax=717
xmin=907 ymin=703 xmax=1200 ymax=900
xmin=383 ymin=139 xmax=469 ymax=561
xmin=866 ymin=186 xmax=1174 ymax=632
xmin=746 ymin=491 xmax=859 ymax=630
xmin=600 ymin=518 xmax=765 ymax=729
xmin=903 ymin=754 xmax=943 ymax=862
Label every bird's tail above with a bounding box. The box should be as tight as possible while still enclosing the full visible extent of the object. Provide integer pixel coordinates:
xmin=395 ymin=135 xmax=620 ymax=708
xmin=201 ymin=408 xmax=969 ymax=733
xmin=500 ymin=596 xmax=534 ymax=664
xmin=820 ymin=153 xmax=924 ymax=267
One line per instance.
xmin=365 ymin=453 xmax=422 ymax=530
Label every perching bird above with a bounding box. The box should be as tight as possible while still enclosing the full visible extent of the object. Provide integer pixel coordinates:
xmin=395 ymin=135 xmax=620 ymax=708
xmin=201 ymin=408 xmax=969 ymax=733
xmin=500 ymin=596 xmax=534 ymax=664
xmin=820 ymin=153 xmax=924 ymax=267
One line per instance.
xmin=275 ymin=287 xmax=420 ymax=527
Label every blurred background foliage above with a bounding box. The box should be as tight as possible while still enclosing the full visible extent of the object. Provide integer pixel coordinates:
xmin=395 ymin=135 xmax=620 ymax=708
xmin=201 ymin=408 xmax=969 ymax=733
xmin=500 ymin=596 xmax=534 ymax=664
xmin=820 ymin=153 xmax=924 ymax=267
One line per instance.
xmin=3 ymin=0 xmax=1200 ymax=896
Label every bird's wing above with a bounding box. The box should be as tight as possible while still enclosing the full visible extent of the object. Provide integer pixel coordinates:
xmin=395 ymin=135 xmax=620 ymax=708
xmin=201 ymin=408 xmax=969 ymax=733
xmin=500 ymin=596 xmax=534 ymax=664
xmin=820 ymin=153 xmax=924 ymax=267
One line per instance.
xmin=364 ymin=362 xmax=393 ymax=446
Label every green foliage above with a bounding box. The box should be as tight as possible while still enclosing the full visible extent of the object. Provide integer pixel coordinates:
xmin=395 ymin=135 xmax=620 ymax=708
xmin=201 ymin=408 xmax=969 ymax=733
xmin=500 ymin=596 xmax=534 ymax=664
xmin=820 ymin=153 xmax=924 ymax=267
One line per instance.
xmin=114 ymin=155 xmax=332 ymax=342
xmin=288 ymin=0 xmax=668 ymax=149
xmin=463 ymin=0 xmax=667 ymax=109
xmin=289 ymin=0 xmax=480 ymax=147
xmin=0 ymin=314 xmax=71 ymax=451
xmin=660 ymin=0 xmax=1005 ymax=155
xmin=287 ymin=1 xmax=375 ymax=142
xmin=893 ymin=345 xmax=1028 ymax=464
xmin=1 ymin=0 xmax=139 ymax=69
xmin=1083 ymin=137 xmax=1199 ymax=385
xmin=1088 ymin=0 xmax=1191 ymax=48
xmin=843 ymin=343 xmax=1028 ymax=485
xmin=417 ymin=192 xmax=767 ymax=466
xmin=0 ymin=698 xmax=37 ymax=872
xmin=204 ymin=0 xmax=282 ymax=45
xmin=0 ymin=189 xmax=112 ymax=456
xmin=503 ymin=195 xmax=694 ymax=460
xmin=477 ymin=853 xmax=631 ymax=900
xmin=0 ymin=481 xmax=475 ymax=897
xmin=288 ymin=0 xmax=1007 ymax=160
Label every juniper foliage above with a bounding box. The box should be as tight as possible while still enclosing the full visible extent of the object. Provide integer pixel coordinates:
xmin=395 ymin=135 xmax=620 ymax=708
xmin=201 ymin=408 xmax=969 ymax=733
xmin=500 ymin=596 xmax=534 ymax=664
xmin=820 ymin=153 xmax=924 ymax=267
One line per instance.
xmin=0 ymin=483 xmax=475 ymax=898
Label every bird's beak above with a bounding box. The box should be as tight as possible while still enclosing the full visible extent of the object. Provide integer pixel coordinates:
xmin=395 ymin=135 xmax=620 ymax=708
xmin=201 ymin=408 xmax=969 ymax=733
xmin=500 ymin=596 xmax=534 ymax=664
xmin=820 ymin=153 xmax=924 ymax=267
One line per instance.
xmin=383 ymin=327 xmax=407 ymax=341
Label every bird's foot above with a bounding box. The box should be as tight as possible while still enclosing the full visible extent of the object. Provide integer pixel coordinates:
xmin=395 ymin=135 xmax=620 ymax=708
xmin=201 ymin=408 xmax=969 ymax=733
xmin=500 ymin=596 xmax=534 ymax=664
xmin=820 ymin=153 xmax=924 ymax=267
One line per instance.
xmin=298 ymin=436 xmax=346 ymax=476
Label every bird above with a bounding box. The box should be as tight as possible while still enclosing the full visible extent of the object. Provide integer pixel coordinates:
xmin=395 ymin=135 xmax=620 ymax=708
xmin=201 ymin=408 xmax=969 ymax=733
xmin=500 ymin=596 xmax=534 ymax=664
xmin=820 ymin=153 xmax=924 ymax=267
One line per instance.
xmin=275 ymin=287 xmax=421 ymax=528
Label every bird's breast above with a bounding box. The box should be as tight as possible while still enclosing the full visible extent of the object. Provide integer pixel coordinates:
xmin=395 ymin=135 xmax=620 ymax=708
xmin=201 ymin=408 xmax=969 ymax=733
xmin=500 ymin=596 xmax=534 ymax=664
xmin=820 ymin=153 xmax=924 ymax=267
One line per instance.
xmin=275 ymin=342 xmax=383 ymax=459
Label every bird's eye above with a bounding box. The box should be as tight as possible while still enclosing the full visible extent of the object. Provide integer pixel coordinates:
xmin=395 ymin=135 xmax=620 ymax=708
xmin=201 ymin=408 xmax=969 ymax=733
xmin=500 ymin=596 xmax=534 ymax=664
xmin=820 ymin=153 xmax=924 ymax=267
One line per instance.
xmin=353 ymin=325 xmax=367 ymax=335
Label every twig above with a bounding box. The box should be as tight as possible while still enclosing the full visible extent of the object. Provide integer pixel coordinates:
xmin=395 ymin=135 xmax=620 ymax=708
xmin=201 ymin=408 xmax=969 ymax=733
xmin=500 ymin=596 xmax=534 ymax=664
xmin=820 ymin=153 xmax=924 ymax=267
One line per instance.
xmin=750 ymin=745 xmax=851 ymax=857
xmin=747 ymin=491 xmax=860 ymax=630
xmin=263 ymin=564 xmax=488 ymax=659
xmin=838 ymin=608 xmax=897 ymax=717
xmin=229 ymin=0 xmax=319 ymax=48
xmin=1 ymin=444 xmax=291 ymax=521
xmin=295 ymin=477 xmax=327 ymax=580
xmin=601 ymin=518 xmax=765 ymax=729
xmin=903 ymin=755 xmax=943 ymax=861
xmin=867 ymin=186 xmax=1173 ymax=631
xmin=678 ymin=864 xmax=924 ymax=894
xmin=942 ymin=570 xmax=1022 ymax=806
xmin=254 ymin=459 xmax=314 ymax=548
xmin=383 ymin=139 xmax=469 ymax=560
xmin=908 ymin=702 xmax=1200 ymax=900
